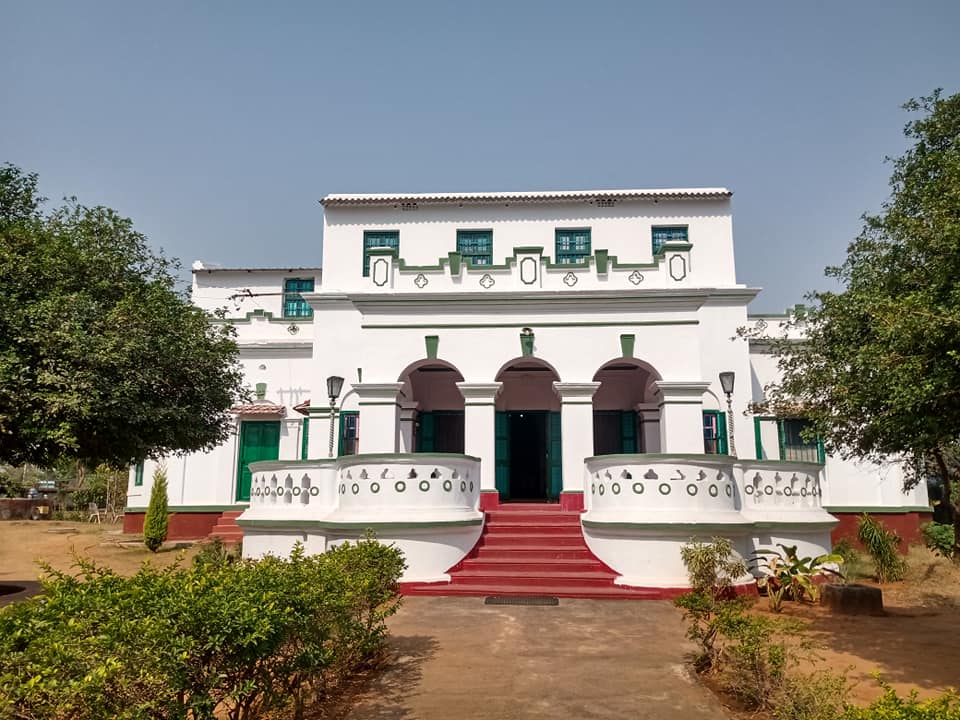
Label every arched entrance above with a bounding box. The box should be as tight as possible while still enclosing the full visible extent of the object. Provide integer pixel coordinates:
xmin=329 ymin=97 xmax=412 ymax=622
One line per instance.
xmin=398 ymin=360 xmax=465 ymax=453
xmin=494 ymin=358 xmax=562 ymax=501
xmin=592 ymin=359 xmax=662 ymax=455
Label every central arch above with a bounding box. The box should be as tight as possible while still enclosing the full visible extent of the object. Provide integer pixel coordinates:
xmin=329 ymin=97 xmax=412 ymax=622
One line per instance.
xmin=494 ymin=358 xmax=562 ymax=502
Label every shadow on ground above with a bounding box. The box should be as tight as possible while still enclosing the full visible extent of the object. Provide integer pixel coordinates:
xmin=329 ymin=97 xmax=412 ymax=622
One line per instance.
xmin=308 ymin=635 xmax=439 ymax=720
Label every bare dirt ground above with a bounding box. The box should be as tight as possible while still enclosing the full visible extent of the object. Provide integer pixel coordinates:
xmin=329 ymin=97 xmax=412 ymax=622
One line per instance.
xmin=0 ymin=520 xmax=200 ymax=586
xmin=749 ymin=546 xmax=960 ymax=706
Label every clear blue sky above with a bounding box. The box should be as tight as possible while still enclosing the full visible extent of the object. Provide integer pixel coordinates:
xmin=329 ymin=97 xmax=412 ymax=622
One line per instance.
xmin=3 ymin=1 xmax=958 ymax=311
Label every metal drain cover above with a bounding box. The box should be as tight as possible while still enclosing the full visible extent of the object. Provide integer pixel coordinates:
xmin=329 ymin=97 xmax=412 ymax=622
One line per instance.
xmin=484 ymin=595 xmax=559 ymax=606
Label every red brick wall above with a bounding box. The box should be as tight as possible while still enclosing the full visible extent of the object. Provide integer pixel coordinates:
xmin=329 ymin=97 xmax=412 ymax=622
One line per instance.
xmin=830 ymin=511 xmax=932 ymax=553
xmin=123 ymin=512 xmax=222 ymax=540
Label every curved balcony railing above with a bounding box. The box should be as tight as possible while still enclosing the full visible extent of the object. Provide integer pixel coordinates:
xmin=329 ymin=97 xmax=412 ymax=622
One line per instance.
xmin=582 ymin=453 xmax=832 ymax=530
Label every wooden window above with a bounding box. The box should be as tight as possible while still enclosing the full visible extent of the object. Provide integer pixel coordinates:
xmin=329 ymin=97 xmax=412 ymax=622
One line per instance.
xmin=363 ymin=231 xmax=400 ymax=277
xmin=778 ymin=418 xmax=824 ymax=463
xmin=555 ymin=228 xmax=591 ymax=264
xmin=134 ymin=462 xmax=144 ymax=487
xmin=703 ymin=410 xmax=728 ymax=455
xmin=338 ymin=411 xmax=360 ymax=456
xmin=652 ymin=226 xmax=688 ymax=255
xmin=283 ymin=278 xmax=314 ymax=318
xmin=456 ymin=230 xmax=493 ymax=266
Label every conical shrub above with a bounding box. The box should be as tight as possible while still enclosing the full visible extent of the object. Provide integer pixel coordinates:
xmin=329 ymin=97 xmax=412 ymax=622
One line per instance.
xmin=143 ymin=464 xmax=169 ymax=552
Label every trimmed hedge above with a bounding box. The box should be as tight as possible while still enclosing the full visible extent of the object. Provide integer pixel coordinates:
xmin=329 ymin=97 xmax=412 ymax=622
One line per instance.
xmin=0 ymin=535 xmax=405 ymax=719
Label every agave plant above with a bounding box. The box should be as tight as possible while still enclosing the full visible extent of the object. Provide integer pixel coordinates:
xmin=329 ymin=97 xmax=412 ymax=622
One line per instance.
xmin=752 ymin=544 xmax=844 ymax=612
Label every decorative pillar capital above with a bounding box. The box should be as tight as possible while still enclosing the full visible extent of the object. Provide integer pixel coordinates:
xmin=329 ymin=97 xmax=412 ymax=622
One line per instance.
xmin=456 ymin=382 xmax=503 ymax=406
xmin=654 ymin=381 xmax=710 ymax=404
xmin=353 ymin=382 xmax=403 ymax=406
xmin=552 ymin=382 xmax=601 ymax=403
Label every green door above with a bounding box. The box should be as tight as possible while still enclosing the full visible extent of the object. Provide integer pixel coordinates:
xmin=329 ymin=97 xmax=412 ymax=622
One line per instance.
xmin=236 ymin=420 xmax=281 ymax=501
xmin=494 ymin=411 xmax=509 ymax=500
xmin=547 ymin=411 xmax=562 ymax=500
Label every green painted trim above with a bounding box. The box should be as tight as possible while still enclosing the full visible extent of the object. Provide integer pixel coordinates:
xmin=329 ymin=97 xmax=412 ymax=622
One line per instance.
xmin=249 ymin=459 xmax=337 ymax=471
xmin=358 ymin=401 xmax=400 ymax=407
xmin=300 ymin=418 xmax=310 ymax=460
xmin=237 ymin=518 xmax=483 ymax=530
xmin=124 ymin=504 xmax=247 ymax=513
xmin=825 ymin=506 xmax=932 ymax=514
xmin=425 ymin=334 xmax=439 ymax=359
xmin=619 ymin=333 xmax=635 ymax=358
xmin=464 ymin=401 xmax=496 ymax=406
xmin=210 ymin=308 xmax=314 ymax=325
xmin=561 ymin=400 xmax=594 ymax=405
xmin=513 ymin=246 xmax=544 ymax=253
xmin=447 ymin=251 xmax=462 ymax=275
xmin=361 ymin=320 xmax=700 ymax=330
xmin=595 ymin=249 xmax=609 ymax=274
xmin=560 ymin=490 xmax=584 ymax=494
xmin=658 ymin=400 xmax=703 ymax=406
xmin=337 ymin=452 xmax=481 ymax=463
xmin=750 ymin=520 xmax=839 ymax=531
xmin=366 ymin=246 xmax=399 ymax=257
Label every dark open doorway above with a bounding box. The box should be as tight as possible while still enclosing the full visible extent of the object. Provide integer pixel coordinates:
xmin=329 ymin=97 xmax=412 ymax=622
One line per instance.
xmin=508 ymin=411 xmax=548 ymax=500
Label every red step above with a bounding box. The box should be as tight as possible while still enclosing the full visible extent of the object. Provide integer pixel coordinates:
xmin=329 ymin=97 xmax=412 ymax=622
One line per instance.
xmin=208 ymin=510 xmax=244 ymax=545
xmin=401 ymin=501 xmax=674 ymax=600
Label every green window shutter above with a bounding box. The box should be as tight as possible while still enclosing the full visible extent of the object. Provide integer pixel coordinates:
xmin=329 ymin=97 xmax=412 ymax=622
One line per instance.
xmin=283 ymin=277 xmax=315 ymax=318
xmin=134 ymin=462 xmax=144 ymax=487
xmin=363 ymin=231 xmax=400 ymax=277
xmin=300 ymin=418 xmax=310 ymax=460
xmin=338 ymin=411 xmax=360 ymax=455
xmin=456 ymin=230 xmax=493 ymax=266
xmin=495 ymin=411 xmax=509 ymax=500
xmin=236 ymin=421 xmax=281 ymax=502
xmin=555 ymin=228 xmax=592 ymax=264
xmin=652 ymin=226 xmax=688 ymax=255
xmin=548 ymin=411 xmax=563 ymax=500
xmin=620 ymin=411 xmax=637 ymax=453
xmin=702 ymin=410 xmax=727 ymax=455
xmin=417 ymin=411 xmax=436 ymax=452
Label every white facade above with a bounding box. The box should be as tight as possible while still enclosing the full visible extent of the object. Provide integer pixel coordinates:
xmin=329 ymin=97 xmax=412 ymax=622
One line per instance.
xmin=127 ymin=188 xmax=928 ymax=588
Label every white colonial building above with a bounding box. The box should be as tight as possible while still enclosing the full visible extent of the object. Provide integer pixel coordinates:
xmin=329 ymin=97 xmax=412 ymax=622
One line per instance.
xmin=126 ymin=188 xmax=929 ymax=597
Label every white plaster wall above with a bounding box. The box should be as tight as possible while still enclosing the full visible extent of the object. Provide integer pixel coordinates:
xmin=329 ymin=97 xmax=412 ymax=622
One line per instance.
xmin=192 ymin=267 xmax=322 ymax=317
xmin=321 ymin=197 xmax=736 ymax=291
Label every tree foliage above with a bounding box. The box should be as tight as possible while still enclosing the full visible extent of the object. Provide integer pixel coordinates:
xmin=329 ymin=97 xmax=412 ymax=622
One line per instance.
xmin=143 ymin=464 xmax=169 ymax=552
xmin=754 ymin=91 xmax=960 ymax=555
xmin=0 ymin=164 xmax=246 ymax=468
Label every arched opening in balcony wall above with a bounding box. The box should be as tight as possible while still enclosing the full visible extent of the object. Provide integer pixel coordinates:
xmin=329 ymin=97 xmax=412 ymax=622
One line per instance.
xmin=493 ymin=357 xmax=562 ymax=502
xmin=592 ymin=358 xmax=663 ymax=456
xmin=397 ymin=359 xmax=465 ymax=454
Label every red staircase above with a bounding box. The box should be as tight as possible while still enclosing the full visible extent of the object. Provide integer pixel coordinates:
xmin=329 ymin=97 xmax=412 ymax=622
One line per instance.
xmin=402 ymin=503 xmax=664 ymax=599
xmin=207 ymin=510 xmax=244 ymax=545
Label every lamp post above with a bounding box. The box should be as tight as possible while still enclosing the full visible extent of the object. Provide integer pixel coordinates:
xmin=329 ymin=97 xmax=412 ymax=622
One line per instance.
xmin=719 ymin=371 xmax=737 ymax=457
xmin=326 ymin=375 xmax=344 ymax=458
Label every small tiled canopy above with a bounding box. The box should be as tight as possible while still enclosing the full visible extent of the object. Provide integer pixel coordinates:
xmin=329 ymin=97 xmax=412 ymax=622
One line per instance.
xmin=230 ymin=402 xmax=285 ymax=417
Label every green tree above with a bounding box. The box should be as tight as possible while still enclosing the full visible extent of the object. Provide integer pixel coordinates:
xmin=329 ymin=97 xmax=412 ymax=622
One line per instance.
xmin=143 ymin=464 xmax=169 ymax=552
xmin=757 ymin=91 xmax=960 ymax=557
xmin=0 ymin=164 xmax=246 ymax=468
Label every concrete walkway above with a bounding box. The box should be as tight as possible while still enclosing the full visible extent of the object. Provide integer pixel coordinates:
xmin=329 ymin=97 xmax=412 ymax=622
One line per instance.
xmin=338 ymin=597 xmax=729 ymax=719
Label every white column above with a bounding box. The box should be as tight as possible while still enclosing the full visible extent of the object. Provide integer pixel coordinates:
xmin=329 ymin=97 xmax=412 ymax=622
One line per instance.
xmin=306 ymin=407 xmax=333 ymax=459
xmin=655 ymin=381 xmax=709 ymax=454
xmin=352 ymin=383 xmax=403 ymax=454
xmin=637 ymin=405 xmax=661 ymax=453
xmin=398 ymin=401 xmax=419 ymax=453
xmin=553 ymin=382 xmax=601 ymax=500
xmin=456 ymin=383 xmax=502 ymax=493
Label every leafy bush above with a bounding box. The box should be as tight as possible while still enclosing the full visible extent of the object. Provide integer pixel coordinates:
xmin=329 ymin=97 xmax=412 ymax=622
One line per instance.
xmin=832 ymin=539 xmax=868 ymax=582
xmin=0 ymin=534 xmax=405 ymax=719
xmin=752 ymin=544 xmax=844 ymax=611
xmin=679 ymin=536 xmax=748 ymax=599
xmin=774 ymin=671 xmax=849 ymax=720
xmin=921 ymin=521 xmax=955 ymax=558
xmin=840 ymin=682 xmax=960 ymax=719
xmin=143 ymin=464 xmax=169 ymax=552
xmin=857 ymin=514 xmax=906 ymax=582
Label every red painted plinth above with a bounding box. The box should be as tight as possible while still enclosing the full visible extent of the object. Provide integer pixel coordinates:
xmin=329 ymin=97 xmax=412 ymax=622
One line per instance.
xmin=122 ymin=511 xmax=222 ymax=540
xmin=559 ymin=492 xmax=584 ymax=512
xmin=830 ymin=511 xmax=932 ymax=552
xmin=479 ymin=490 xmax=500 ymax=511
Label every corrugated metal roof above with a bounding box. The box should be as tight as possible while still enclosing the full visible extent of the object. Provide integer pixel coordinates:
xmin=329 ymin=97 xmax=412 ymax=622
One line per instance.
xmin=320 ymin=188 xmax=732 ymax=207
